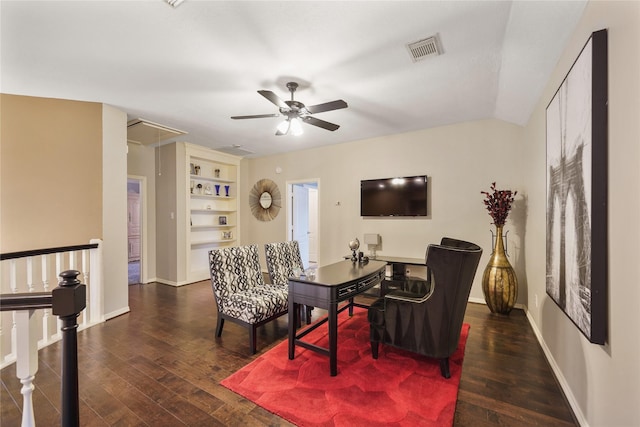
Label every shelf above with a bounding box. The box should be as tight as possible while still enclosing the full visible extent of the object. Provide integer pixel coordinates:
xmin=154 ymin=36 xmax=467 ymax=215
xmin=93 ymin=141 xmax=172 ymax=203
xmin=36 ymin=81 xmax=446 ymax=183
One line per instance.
xmin=191 ymin=225 xmax=233 ymax=230
xmin=190 ymin=174 xmax=234 ymax=184
xmin=190 ymin=194 xmax=235 ymax=200
xmin=191 ymin=208 xmax=234 ymax=213
xmin=191 ymin=238 xmax=236 ymax=246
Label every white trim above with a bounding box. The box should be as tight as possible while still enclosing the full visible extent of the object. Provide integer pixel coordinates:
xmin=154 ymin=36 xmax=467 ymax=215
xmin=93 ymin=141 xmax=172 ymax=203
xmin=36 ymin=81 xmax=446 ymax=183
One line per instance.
xmin=286 ymin=178 xmax=321 ymax=267
xmin=524 ymin=307 xmax=587 ymax=426
xmin=127 ymin=174 xmax=148 ymax=284
xmin=104 ymin=306 xmax=131 ymax=321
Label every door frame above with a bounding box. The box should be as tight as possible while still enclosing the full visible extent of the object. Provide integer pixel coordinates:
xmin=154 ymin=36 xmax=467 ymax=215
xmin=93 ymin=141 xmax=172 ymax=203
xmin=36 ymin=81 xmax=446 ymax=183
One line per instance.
xmin=127 ymin=174 xmax=148 ymax=284
xmin=286 ymin=178 xmax=320 ymax=267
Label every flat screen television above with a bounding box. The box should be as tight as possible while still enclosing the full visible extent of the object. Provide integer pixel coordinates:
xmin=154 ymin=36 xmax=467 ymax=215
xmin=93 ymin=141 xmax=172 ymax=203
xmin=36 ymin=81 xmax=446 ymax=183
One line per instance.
xmin=360 ymin=175 xmax=428 ymax=217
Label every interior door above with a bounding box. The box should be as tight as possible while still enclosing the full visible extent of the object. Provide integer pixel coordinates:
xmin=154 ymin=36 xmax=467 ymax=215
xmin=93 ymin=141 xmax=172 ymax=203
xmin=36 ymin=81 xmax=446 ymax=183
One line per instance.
xmin=308 ymin=188 xmax=318 ymax=264
xmin=292 ymin=184 xmax=310 ymax=267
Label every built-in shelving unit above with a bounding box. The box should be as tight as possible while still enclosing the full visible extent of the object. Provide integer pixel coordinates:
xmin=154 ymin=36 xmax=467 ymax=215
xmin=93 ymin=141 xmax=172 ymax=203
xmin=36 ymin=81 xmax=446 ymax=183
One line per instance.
xmin=155 ymin=142 xmax=241 ymax=286
xmin=187 ymin=145 xmax=240 ymax=283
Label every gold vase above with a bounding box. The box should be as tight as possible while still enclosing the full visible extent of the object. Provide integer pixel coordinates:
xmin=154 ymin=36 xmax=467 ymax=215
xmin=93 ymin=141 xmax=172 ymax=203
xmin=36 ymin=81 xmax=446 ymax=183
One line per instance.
xmin=482 ymin=225 xmax=518 ymax=314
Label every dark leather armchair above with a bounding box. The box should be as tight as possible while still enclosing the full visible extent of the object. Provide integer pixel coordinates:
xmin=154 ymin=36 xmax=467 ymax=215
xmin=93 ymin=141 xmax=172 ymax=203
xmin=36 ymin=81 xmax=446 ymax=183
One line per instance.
xmin=368 ymin=237 xmax=482 ymax=378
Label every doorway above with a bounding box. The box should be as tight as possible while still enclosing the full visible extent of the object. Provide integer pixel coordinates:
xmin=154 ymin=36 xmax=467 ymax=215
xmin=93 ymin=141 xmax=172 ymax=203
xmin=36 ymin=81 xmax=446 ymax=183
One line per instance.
xmin=127 ymin=176 xmax=145 ymax=285
xmin=288 ymin=180 xmax=319 ymax=268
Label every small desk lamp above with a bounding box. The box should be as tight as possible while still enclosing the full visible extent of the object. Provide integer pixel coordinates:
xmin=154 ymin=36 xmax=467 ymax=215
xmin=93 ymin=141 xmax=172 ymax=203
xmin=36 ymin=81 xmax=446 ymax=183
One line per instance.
xmin=364 ymin=233 xmax=380 ymax=258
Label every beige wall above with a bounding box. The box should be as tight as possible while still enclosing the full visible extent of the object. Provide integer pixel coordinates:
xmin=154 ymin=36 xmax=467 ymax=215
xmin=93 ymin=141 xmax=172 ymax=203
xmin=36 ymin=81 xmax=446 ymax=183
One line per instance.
xmin=127 ymin=142 xmax=157 ymax=282
xmin=155 ymin=142 xmax=179 ymax=284
xmin=102 ymin=104 xmax=129 ymax=318
xmin=242 ymin=118 xmax=524 ymax=304
xmin=522 ymin=1 xmax=640 ymax=425
xmin=0 ymin=94 xmax=102 ymax=252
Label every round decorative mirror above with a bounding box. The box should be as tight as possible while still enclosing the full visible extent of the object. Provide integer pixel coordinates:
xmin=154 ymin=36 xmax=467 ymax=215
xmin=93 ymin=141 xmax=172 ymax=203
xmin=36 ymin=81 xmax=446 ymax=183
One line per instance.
xmin=249 ymin=179 xmax=281 ymax=221
xmin=259 ymin=192 xmax=273 ymax=209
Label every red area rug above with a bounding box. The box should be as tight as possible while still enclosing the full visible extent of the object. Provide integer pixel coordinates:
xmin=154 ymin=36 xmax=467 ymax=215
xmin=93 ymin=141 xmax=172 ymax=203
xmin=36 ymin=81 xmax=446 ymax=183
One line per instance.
xmin=221 ymin=307 xmax=470 ymax=426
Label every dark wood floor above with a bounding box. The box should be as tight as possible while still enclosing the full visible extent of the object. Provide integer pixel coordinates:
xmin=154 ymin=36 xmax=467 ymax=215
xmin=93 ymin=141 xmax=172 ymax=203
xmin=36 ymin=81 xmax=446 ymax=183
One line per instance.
xmin=1 ymin=281 xmax=577 ymax=426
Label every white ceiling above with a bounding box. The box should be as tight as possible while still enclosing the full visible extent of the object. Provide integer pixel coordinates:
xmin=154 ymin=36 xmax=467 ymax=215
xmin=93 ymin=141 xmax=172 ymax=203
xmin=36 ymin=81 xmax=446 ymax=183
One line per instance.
xmin=1 ymin=1 xmax=586 ymax=158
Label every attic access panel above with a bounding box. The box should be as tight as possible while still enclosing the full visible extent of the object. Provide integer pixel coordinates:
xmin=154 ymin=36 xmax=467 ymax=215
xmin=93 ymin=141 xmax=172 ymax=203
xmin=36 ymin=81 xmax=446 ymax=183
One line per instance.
xmin=127 ymin=119 xmax=187 ymax=145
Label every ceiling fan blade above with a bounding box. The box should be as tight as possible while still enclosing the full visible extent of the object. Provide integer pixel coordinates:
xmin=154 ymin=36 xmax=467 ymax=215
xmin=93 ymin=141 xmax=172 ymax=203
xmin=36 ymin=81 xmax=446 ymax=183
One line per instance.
xmin=306 ymin=100 xmax=348 ymax=114
xmin=258 ymin=90 xmax=288 ymax=109
xmin=231 ymin=113 xmax=280 ymax=120
xmin=302 ymin=116 xmax=340 ymax=131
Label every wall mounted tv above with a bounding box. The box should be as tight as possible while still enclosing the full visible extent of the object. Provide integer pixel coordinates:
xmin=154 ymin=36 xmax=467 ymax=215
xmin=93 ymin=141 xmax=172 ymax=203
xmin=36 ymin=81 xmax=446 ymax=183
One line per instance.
xmin=360 ymin=175 xmax=428 ymax=217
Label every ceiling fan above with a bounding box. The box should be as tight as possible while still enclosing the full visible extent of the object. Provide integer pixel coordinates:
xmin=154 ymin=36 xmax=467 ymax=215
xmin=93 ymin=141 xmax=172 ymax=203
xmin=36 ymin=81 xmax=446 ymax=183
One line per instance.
xmin=231 ymin=82 xmax=348 ymax=136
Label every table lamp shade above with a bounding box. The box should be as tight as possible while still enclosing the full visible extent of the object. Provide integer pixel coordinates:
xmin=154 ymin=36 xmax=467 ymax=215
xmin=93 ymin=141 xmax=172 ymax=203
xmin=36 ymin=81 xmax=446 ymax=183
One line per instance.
xmin=364 ymin=234 xmax=380 ymax=245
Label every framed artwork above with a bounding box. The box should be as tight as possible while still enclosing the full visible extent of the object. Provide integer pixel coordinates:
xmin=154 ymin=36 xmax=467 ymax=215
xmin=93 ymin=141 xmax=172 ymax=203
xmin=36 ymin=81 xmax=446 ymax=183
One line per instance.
xmin=218 ymin=216 xmax=227 ymax=225
xmin=545 ymin=29 xmax=608 ymax=344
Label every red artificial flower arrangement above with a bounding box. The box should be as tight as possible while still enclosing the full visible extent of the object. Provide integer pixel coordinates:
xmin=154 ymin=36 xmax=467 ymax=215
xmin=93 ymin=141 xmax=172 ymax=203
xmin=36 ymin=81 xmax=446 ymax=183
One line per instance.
xmin=481 ymin=182 xmax=517 ymax=226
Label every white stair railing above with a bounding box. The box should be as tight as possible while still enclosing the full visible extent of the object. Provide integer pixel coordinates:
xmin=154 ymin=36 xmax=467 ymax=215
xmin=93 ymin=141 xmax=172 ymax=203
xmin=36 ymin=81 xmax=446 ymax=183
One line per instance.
xmin=0 ymin=240 xmax=104 ymax=426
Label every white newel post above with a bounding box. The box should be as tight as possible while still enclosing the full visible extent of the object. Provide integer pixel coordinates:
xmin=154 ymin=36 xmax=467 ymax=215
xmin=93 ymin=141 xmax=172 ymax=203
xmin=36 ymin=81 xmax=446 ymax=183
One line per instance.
xmin=15 ymin=309 xmax=38 ymax=427
xmin=89 ymin=239 xmax=104 ymax=324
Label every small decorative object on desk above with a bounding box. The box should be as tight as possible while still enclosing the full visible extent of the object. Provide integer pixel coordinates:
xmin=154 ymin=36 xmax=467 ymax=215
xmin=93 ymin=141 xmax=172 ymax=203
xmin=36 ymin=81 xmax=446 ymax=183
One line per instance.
xmin=349 ymin=238 xmax=360 ymax=262
xmin=304 ymin=268 xmax=316 ymax=281
xmin=481 ymin=182 xmax=518 ymax=314
xmin=214 ymin=168 xmax=220 ymax=178
xmin=219 ymin=216 xmax=227 ymax=225
xmin=292 ymin=267 xmax=303 ymax=279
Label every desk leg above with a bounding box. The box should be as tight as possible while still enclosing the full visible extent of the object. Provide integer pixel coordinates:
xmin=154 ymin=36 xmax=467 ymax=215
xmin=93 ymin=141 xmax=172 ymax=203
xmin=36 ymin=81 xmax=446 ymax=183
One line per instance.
xmin=288 ymin=301 xmax=297 ymax=360
xmin=328 ymin=301 xmax=338 ymax=376
xmin=348 ymin=297 xmax=354 ymax=316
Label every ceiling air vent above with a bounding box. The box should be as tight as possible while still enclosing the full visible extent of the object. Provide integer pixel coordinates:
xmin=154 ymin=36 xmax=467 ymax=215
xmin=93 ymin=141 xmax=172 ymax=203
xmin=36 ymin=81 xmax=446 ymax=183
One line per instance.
xmin=214 ymin=145 xmax=254 ymax=157
xmin=406 ymin=34 xmax=442 ymax=62
xmin=127 ymin=119 xmax=187 ymax=145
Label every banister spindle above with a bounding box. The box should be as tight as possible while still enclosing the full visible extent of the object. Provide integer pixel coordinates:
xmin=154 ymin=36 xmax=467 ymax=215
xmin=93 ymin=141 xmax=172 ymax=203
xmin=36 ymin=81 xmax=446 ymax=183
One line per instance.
xmin=41 ymin=255 xmax=52 ymax=345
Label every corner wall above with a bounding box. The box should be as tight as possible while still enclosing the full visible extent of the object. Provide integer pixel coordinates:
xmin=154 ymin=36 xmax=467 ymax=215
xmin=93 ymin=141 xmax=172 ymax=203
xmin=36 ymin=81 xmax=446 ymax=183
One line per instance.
xmin=102 ymin=104 xmax=129 ymax=318
xmin=522 ymin=1 xmax=640 ymax=425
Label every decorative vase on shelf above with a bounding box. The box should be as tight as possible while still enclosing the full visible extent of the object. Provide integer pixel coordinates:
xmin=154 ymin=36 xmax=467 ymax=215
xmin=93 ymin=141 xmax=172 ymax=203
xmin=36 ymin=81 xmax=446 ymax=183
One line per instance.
xmin=224 ymin=185 xmax=230 ymax=197
xmin=482 ymin=225 xmax=518 ymax=314
xmin=215 ymin=184 xmax=220 ymax=196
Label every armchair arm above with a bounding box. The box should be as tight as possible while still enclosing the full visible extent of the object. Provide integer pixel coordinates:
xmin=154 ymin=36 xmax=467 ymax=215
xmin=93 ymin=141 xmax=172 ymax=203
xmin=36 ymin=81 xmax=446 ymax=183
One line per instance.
xmin=384 ymin=277 xmax=432 ymax=304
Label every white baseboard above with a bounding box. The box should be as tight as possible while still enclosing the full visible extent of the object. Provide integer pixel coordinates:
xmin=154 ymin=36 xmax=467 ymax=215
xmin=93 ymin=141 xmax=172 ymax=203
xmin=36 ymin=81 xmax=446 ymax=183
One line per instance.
xmin=154 ymin=278 xmax=191 ymax=287
xmin=104 ymin=306 xmax=130 ymax=320
xmin=524 ymin=307 xmax=586 ymax=426
xmin=467 ymin=299 xmax=584 ymax=424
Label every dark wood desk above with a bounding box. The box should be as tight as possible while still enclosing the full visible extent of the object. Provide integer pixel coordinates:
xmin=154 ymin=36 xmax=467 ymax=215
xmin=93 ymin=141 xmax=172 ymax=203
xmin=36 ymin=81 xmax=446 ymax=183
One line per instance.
xmin=288 ymin=260 xmax=386 ymax=376
xmin=343 ymin=255 xmax=427 ymax=297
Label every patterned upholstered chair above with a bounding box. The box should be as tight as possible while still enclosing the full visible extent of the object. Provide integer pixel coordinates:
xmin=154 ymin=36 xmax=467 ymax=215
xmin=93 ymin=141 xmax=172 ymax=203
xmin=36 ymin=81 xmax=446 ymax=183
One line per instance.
xmin=264 ymin=241 xmax=313 ymax=324
xmin=209 ymin=245 xmax=289 ymax=354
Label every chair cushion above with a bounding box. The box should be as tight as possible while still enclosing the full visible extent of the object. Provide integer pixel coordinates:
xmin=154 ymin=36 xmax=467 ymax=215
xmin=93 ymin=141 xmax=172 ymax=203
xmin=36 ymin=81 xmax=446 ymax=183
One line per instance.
xmin=224 ymin=285 xmax=288 ymax=324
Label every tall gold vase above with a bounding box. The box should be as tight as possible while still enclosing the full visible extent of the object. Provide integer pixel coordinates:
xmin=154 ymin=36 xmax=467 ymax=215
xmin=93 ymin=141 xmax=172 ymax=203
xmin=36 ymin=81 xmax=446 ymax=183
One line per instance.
xmin=482 ymin=226 xmax=518 ymax=314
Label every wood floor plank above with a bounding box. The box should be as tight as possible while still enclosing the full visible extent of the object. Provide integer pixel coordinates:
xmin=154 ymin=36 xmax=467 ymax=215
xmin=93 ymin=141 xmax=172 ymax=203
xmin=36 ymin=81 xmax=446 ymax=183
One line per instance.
xmin=1 ymin=281 xmax=577 ymax=426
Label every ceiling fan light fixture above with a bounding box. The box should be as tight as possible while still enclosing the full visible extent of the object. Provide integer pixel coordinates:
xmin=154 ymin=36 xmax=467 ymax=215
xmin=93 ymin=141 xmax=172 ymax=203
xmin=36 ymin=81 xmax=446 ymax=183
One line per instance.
xmin=165 ymin=0 xmax=185 ymax=8
xmin=290 ymin=118 xmax=304 ymax=136
xmin=276 ymin=119 xmax=290 ymax=135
